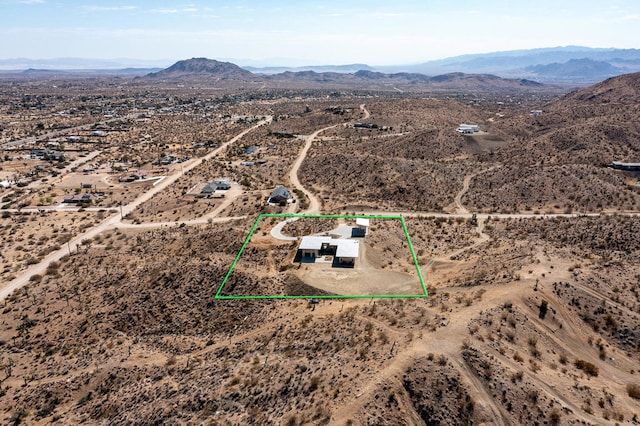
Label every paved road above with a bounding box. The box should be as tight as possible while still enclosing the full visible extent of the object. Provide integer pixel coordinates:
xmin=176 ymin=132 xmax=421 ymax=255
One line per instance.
xmin=0 ymin=117 xmax=271 ymax=301
xmin=270 ymin=217 xmax=300 ymax=241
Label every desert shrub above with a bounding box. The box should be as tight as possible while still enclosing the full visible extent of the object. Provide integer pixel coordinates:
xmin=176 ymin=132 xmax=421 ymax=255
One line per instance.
xmin=539 ymin=300 xmax=548 ymax=319
xmin=627 ymin=383 xmax=640 ymax=400
xmin=575 ymin=359 xmax=599 ymax=376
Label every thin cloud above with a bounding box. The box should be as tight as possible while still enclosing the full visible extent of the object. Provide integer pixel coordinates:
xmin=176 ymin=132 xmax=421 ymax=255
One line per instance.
xmin=82 ymin=5 xmax=138 ymax=12
xmin=151 ymin=8 xmax=199 ymax=14
xmin=18 ymin=0 xmax=45 ymax=4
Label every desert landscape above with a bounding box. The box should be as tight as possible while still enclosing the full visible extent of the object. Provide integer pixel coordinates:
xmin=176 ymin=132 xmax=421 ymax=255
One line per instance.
xmin=0 ymin=56 xmax=639 ymax=426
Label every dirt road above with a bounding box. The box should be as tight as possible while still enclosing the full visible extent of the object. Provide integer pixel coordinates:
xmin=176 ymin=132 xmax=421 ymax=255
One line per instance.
xmin=288 ymin=124 xmax=338 ymax=214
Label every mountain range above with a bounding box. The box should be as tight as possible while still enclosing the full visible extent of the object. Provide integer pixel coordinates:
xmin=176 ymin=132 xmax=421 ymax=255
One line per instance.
xmin=2 ymin=46 xmax=640 ymax=83
xmin=141 ymin=58 xmax=546 ymax=92
xmin=388 ymin=46 xmax=640 ymax=82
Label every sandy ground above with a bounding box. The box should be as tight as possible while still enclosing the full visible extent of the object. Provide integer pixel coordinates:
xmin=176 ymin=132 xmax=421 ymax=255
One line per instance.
xmin=294 ymin=243 xmax=423 ymax=296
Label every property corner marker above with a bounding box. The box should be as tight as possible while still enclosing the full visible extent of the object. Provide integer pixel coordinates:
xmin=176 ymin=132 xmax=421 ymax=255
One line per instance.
xmin=214 ymin=213 xmax=428 ymax=300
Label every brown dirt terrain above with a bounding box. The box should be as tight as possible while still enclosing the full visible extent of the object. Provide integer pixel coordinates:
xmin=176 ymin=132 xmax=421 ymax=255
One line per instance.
xmin=1 ymin=73 xmax=640 ymax=425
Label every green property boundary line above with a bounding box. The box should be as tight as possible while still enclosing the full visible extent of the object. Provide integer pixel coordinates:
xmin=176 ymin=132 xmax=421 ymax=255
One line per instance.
xmin=214 ymin=213 xmax=428 ymax=300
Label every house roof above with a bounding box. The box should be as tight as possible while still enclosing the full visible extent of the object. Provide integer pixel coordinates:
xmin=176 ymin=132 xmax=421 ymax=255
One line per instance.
xmin=202 ymin=183 xmax=217 ymax=193
xmin=202 ymin=180 xmax=230 ymax=193
xmin=270 ymin=186 xmax=290 ymax=200
xmin=299 ymin=236 xmax=332 ymax=250
xmin=356 ymin=218 xmax=370 ymax=227
xmin=335 ymin=240 xmax=359 ymax=258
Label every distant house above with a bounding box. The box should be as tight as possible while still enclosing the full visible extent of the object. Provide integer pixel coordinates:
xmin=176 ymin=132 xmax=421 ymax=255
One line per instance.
xmin=0 ymin=180 xmax=14 ymax=189
xmin=611 ymin=161 xmax=640 ymax=172
xmin=240 ymin=161 xmax=255 ymax=166
xmin=268 ymin=186 xmax=291 ymax=205
xmin=160 ymin=155 xmax=176 ymax=165
xmin=456 ymin=124 xmax=479 ymax=134
xmin=30 ymin=149 xmax=65 ymax=161
xmin=118 ymin=170 xmax=147 ymax=183
xmin=353 ymin=122 xmax=378 ymax=129
xmin=530 ymin=110 xmax=543 ymax=116
xmin=63 ymin=194 xmax=92 ymax=204
xmin=245 ymin=145 xmax=259 ymax=155
xmin=201 ymin=180 xmax=231 ymax=195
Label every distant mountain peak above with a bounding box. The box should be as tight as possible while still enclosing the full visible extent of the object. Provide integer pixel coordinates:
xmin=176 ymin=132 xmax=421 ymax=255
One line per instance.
xmin=146 ymin=57 xmax=254 ymax=79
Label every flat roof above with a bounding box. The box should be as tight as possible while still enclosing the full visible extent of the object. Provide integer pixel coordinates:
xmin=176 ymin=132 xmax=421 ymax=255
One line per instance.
xmin=299 ymin=236 xmax=332 ymax=250
xmin=356 ymin=218 xmax=370 ymax=227
xmin=335 ymin=240 xmax=359 ymax=258
xmin=612 ymin=161 xmax=640 ymax=167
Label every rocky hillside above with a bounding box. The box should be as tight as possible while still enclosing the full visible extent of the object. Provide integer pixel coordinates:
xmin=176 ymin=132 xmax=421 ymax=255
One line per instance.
xmin=146 ymin=57 xmax=255 ymax=80
xmin=463 ymin=72 xmax=640 ymax=213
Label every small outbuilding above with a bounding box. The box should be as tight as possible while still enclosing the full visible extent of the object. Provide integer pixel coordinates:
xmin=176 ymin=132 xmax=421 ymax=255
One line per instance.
xmin=611 ymin=161 xmax=640 ymax=172
xmin=353 ymin=218 xmax=370 ymax=237
xmin=456 ymin=124 xmax=479 ymax=134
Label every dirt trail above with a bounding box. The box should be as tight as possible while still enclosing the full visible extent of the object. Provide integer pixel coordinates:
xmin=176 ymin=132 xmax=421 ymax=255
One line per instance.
xmin=424 ymin=216 xmax=490 ymax=275
xmin=452 ymin=165 xmax=501 ymax=214
xmin=360 ymin=104 xmax=370 ymax=119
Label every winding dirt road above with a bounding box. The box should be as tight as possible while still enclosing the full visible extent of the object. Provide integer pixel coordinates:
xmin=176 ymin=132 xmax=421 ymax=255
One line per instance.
xmin=288 ymin=124 xmax=339 ymax=214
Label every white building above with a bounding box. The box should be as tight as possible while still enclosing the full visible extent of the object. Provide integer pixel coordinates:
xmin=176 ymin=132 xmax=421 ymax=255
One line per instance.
xmin=355 ymin=218 xmax=370 ymax=236
xmin=456 ymin=124 xmax=479 ymax=134
xmin=298 ymin=236 xmax=360 ymax=267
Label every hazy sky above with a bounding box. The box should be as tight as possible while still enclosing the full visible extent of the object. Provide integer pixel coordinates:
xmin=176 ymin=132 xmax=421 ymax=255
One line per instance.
xmin=1 ymin=0 xmax=639 ymax=65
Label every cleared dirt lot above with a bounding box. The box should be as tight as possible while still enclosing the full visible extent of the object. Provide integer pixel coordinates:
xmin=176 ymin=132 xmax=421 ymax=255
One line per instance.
xmin=294 ymin=243 xmax=423 ymax=295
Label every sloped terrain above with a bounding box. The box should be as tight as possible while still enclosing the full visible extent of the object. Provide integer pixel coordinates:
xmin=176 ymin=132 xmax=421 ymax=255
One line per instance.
xmin=464 ymin=72 xmax=640 ymax=213
xmin=2 ymin=72 xmax=640 ymax=425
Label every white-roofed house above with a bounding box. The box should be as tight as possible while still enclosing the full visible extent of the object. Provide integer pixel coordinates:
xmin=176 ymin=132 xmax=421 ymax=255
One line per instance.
xmin=333 ymin=240 xmax=359 ymax=267
xmin=296 ymin=236 xmax=359 ymax=267
xmin=299 ymin=236 xmax=332 ymax=261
